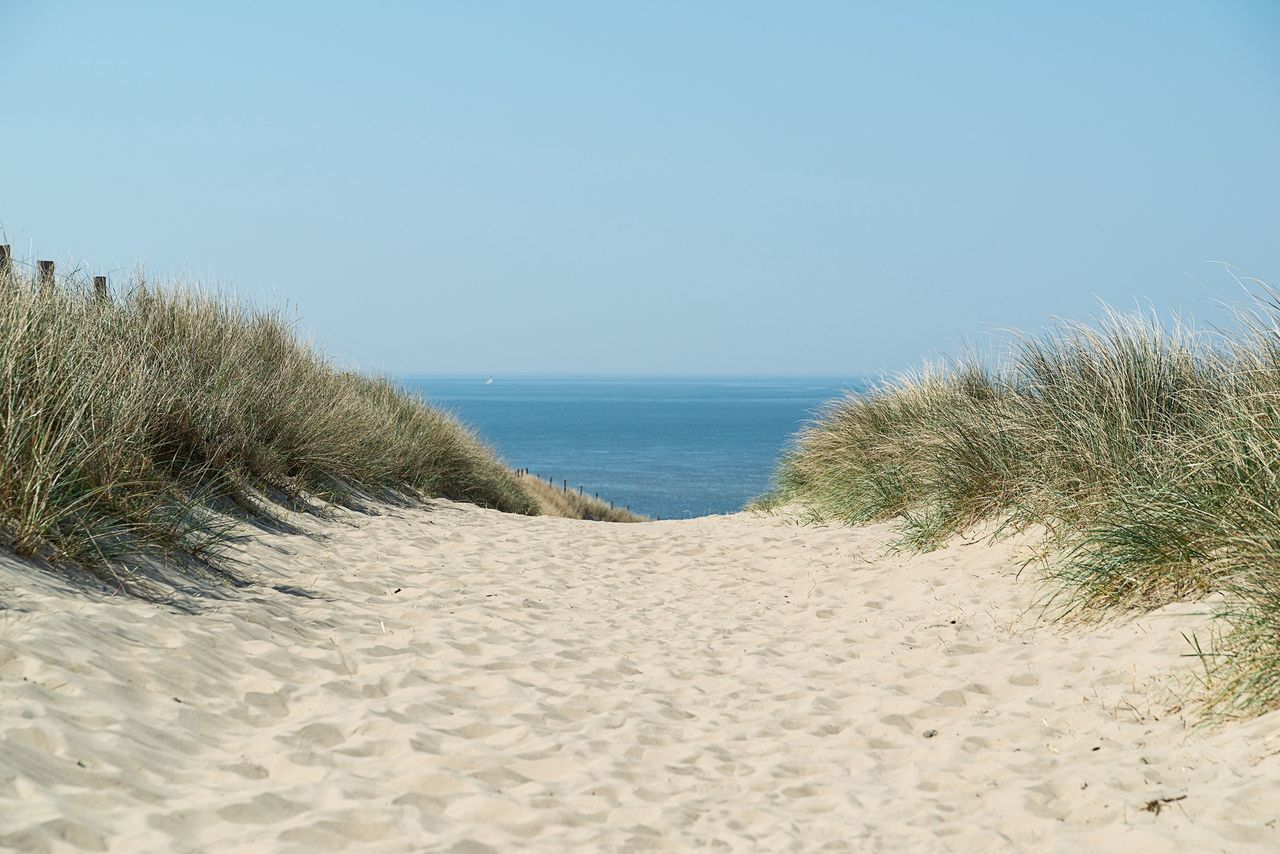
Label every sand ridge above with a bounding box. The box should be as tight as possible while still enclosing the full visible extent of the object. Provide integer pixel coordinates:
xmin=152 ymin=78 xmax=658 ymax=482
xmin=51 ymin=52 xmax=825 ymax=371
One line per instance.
xmin=1 ymin=501 xmax=1278 ymax=851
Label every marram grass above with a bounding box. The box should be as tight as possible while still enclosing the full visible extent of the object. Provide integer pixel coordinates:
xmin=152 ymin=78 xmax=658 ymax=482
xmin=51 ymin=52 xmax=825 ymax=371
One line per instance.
xmin=517 ymin=474 xmax=646 ymax=523
xmin=0 ymin=265 xmax=641 ymax=589
xmin=768 ymin=291 xmax=1280 ymax=718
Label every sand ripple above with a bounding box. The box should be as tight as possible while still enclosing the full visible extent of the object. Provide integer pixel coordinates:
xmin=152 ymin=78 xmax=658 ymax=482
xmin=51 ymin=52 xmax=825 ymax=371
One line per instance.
xmin=1 ymin=501 xmax=1278 ymax=851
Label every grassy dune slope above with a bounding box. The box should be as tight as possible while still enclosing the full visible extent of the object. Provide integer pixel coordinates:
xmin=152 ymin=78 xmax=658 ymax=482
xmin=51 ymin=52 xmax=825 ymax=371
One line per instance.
xmin=0 ymin=263 xmax=641 ymax=585
xmin=767 ymin=291 xmax=1280 ymax=717
xmin=518 ymin=473 xmax=647 ymax=522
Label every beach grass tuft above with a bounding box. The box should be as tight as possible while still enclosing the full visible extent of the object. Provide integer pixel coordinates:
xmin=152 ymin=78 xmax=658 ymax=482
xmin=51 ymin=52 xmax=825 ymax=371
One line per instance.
xmin=770 ymin=285 xmax=1280 ymax=717
xmin=0 ymin=265 xmax=542 ymax=583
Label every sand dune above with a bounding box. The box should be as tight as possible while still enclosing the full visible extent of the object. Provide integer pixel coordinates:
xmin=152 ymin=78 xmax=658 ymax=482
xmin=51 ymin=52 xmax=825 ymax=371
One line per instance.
xmin=1 ymin=501 xmax=1277 ymax=851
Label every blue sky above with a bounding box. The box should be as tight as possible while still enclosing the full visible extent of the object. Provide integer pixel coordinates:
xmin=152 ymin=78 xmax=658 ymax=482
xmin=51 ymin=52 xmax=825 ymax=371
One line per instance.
xmin=1 ymin=1 xmax=1277 ymax=376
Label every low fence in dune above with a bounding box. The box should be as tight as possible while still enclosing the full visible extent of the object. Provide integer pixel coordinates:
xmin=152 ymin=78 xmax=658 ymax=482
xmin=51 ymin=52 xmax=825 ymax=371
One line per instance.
xmin=513 ymin=467 xmax=632 ymax=514
xmin=0 ymin=244 xmax=113 ymax=300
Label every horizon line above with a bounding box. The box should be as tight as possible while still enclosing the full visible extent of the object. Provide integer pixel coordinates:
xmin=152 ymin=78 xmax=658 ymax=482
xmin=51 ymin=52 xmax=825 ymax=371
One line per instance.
xmin=395 ymin=372 xmax=876 ymax=381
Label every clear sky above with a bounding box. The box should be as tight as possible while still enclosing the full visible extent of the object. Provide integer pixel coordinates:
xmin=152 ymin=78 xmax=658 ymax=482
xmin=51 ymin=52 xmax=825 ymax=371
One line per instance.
xmin=2 ymin=1 xmax=1277 ymax=377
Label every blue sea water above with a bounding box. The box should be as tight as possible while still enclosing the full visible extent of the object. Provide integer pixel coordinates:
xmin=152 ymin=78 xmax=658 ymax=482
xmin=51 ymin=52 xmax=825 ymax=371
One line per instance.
xmin=402 ymin=377 xmax=864 ymax=519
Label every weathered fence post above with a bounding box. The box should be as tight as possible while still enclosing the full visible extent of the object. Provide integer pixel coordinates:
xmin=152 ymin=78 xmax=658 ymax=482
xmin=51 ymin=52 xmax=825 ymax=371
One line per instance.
xmin=37 ymin=260 xmax=55 ymax=289
xmin=562 ymin=479 xmax=567 ymax=493
xmin=0 ymin=245 xmax=11 ymax=280
xmin=93 ymin=276 xmax=109 ymax=303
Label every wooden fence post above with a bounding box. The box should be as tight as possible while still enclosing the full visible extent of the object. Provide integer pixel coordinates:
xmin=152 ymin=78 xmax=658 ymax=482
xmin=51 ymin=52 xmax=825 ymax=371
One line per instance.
xmin=93 ymin=276 xmax=109 ymax=303
xmin=37 ymin=260 xmax=55 ymax=289
xmin=0 ymin=245 xmax=10 ymax=280
xmin=562 ymin=480 xmax=567 ymax=493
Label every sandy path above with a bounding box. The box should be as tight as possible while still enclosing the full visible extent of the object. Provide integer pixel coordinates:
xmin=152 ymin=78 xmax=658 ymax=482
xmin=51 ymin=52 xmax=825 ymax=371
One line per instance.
xmin=1 ymin=501 xmax=1277 ymax=852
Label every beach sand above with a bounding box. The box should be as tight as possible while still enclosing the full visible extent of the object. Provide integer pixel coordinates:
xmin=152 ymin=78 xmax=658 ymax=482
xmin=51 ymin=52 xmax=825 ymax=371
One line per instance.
xmin=1 ymin=501 xmax=1277 ymax=852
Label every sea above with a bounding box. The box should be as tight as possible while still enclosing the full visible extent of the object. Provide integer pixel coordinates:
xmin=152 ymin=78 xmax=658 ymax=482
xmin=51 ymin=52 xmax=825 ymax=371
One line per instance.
xmin=402 ymin=377 xmax=865 ymax=519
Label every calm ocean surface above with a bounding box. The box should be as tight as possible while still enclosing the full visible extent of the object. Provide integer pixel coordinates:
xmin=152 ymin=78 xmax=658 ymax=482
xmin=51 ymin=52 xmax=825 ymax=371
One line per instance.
xmin=403 ymin=377 xmax=865 ymax=519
